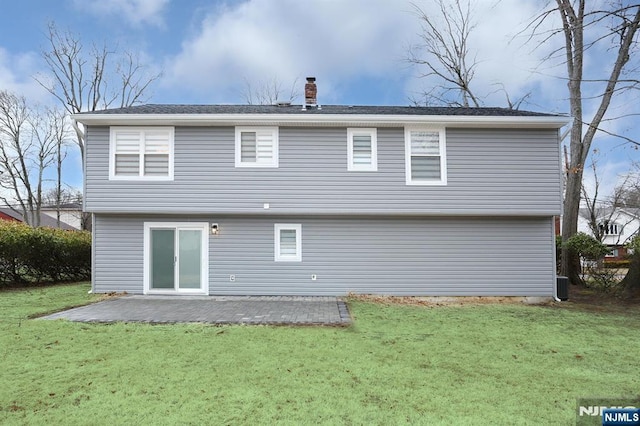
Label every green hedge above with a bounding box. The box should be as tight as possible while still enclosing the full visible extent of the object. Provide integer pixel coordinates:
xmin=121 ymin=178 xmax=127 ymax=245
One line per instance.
xmin=603 ymin=259 xmax=630 ymax=269
xmin=0 ymin=221 xmax=91 ymax=285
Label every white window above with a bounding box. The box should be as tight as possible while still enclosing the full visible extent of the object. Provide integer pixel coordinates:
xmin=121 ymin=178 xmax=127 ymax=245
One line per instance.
xmin=110 ymin=127 xmax=174 ymax=180
xmin=605 ymin=248 xmax=619 ymax=258
xmin=405 ymin=127 xmax=447 ymax=185
xmin=274 ymin=224 xmax=302 ymax=262
xmin=235 ymin=127 xmax=279 ymax=168
xmin=599 ymin=222 xmax=620 ymax=236
xmin=347 ymin=128 xmax=377 ymax=171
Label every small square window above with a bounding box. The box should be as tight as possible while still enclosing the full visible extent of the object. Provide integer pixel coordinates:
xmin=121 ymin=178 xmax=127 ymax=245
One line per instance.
xmin=274 ymin=224 xmax=302 ymax=262
xmin=235 ymin=127 xmax=278 ymax=168
xmin=347 ymin=128 xmax=377 ymax=171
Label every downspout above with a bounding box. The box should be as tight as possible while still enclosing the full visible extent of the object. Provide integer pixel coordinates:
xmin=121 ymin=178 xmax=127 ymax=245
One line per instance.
xmin=71 ymin=118 xmax=84 ymax=147
xmin=554 ymin=122 xmax=572 ymax=302
xmin=72 ymin=118 xmax=94 ymax=294
xmin=72 ymin=119 xmax=86 ymax=212
xmin=559 ymin=120 xmax=572 ymax=143
xmin=552 ymin=217 xmax=561 ymax=302
xmin=89 ymin=212 xmax=95 ymax=294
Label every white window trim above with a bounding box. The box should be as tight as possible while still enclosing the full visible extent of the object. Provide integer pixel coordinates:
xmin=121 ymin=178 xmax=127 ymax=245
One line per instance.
xmin=274 ymin=224 xmax=302 ymax=262
xmin=405 ymin=126 xmax=447 ymax=186
xmin=347 ymin=128 xmax=377 ymax=171
xmin=605 ymin=248 xmax=619 ymax=258
xmin=142 ymin=222 xmax=209 ymax=295
xmin=599 ymin=222 xmax=620 ymax=236
xmin=235 ymin=126 xmax=279 ymax=168
xmin=109 ymin=126 xmax=174 ymax=181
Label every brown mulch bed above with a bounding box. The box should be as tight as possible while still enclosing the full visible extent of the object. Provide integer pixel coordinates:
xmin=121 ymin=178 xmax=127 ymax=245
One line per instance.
xmin=348 ymin=285 xmax=640 ymax=314
xmin=558 ymin=284 xmax=640 ymax=314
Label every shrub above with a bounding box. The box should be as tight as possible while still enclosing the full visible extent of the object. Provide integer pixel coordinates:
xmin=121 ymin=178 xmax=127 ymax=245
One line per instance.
xmin=0 ymin=221 xmax=30 ymax=283
xmin=564 ymin=232 xmax=609 ymax=260
xmin=0 ymin=221 xmax=91 ymax=285
xmin=603 ymin=259 xmax=630 ymax=269
xmin=563 ymin=233 xmax=621 ymax=292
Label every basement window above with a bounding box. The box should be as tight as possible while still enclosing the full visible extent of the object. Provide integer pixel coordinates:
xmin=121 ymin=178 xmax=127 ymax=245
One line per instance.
xmin=274 ymin=224 xmax=302 ymax=262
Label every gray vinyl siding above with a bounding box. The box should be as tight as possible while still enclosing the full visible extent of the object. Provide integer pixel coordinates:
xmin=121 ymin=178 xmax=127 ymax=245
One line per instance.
xmin=93 ymin=214 xmax=555 ymax=297
xmin=85 ymin=126 xmax=561 ymax=215
xmin=93 ymin=215 xmax=144 ymax=294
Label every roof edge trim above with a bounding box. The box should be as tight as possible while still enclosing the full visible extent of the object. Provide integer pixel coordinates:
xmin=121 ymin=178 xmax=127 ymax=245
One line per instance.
xmin=72 ymin=113 xmax=570 ymax=129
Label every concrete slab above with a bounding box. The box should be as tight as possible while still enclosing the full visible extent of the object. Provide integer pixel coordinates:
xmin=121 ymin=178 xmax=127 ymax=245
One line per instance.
xmin=40 ymin=295 xmax=351 ymax=326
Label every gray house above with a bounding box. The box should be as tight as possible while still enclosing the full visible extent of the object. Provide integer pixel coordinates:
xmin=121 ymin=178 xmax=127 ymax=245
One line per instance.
xmin=74 ymin=92 xmax=569 ymax=297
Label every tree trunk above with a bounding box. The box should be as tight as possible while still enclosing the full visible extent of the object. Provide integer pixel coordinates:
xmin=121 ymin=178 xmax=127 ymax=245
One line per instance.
xmin=56 ymin=137 xmax=62 ymax=228
xmin=562 ymin=162 xmax=585 ymax=285
xmin=620 ymin=252 xmax=640 ymax=298
xmin=561 ymin=115 xmax=586 ymax=285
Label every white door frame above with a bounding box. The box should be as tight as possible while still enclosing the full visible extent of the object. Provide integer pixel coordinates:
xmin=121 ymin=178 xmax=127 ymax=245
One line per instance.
xmin=143 ymin=222 xmax=209 ymax=295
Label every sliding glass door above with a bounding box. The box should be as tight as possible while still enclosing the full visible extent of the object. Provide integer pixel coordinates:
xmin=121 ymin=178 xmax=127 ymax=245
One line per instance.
xmin=145 ymin=223 xmax=208 ymax=294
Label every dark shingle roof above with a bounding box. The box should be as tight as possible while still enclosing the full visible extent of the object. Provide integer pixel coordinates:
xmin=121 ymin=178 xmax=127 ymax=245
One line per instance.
xmin=83 ymin=104 xmax=561 ymax=117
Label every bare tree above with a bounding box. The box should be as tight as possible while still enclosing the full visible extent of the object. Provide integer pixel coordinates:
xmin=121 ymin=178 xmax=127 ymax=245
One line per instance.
xmin=42 ymin=186 xmax=83 ymax=229
xmin=0 ymin=91 xmax=32 ymax=222
xmin=527 ymin=2 xmax=640 ymax=285
xmin=614 ymin=163 xmax=640 ymax=296
xmin=407 ymin=0 xmax=530 ymax=108
xmin=581 ymin=157 xmax=633 ymax=244
xmin=407 ymin=0 xmax=481 ymax=107
xmin=0 ymin=91 xmax=62 ymax=226
xmin=36 ymin=108 xmax=70 ymax=227
xmin=240 ymin=76 xmax=301 ymax=105
xmin=35 ymin=22 xmax=161 ymax=165
xmin=615 ymin=162 xmax=640 ymax=208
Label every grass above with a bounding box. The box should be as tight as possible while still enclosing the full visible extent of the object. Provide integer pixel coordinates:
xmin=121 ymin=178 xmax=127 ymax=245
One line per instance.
xmin=1 ymin=284 xmax=639 ymax=425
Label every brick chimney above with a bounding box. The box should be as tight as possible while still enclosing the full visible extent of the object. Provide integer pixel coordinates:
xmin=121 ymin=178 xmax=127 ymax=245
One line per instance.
xmin=304 ymin=77 xmax=317 ymax=107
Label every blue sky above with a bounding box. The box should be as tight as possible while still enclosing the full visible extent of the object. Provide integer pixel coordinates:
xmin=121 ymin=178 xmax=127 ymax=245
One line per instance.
xmin=0 ymin=0 xmax=638 ymax=196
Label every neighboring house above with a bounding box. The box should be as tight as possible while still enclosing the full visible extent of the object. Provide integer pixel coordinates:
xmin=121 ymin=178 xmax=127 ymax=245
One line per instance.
xmin=73 ymin=82 xmax=569 ymax=297
xmin=40 ymin=203 xmax=84 ymax=230
xmin=0 ymin=210 xmax=20 ymax=222
xmin=577 ymin=207 xmax=640 ymax=260
xmin=0 ymin=207 xmax=79 ymax=230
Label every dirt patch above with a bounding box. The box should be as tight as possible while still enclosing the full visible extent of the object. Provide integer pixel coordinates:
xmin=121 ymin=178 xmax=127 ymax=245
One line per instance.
xmin=346 ymin=293 xmax=553 ymax=307
xmin=97 ymin=291 xmax=128 ymax=301
xmin=347 ymin=287 xmax=640 ymax=313
xmin=552 ymin=284 xmax=640 ymax=314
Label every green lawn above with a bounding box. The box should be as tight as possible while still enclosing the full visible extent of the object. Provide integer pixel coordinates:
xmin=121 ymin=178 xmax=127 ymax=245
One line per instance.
xmin=1 ymin=284 xmax=639 ymax=425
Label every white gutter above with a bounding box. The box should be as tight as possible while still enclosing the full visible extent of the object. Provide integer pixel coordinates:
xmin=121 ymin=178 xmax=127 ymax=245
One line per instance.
xmin=559 ymin=117 xmax=573 ymax=142
xmin=72 ymin=112 xmax=571 ymax=129
xmin=71 ymin=118 xmax=84 ymax=140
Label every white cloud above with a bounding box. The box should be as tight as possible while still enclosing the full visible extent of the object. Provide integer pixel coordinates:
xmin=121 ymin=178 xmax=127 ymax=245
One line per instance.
xmin=159 ymin=0 xmax=636 ymax=135
xmin=404 ymin=0 xmax=568 ymax=110
xmin=0 ymin=48 xmax=50 ymax=103
xmin=581 ymin=154 xmax=634 ymax=207
xmin=73 ymin=0 xmax=170 ymax=27
xmin=163 ymin=0 xmax=419 ymax=103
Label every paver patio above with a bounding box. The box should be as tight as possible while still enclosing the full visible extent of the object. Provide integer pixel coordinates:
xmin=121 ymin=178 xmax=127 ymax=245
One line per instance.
xmin=40 ymin=295 xmax=351 ymax=325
